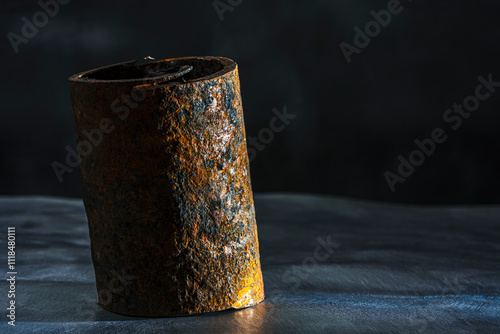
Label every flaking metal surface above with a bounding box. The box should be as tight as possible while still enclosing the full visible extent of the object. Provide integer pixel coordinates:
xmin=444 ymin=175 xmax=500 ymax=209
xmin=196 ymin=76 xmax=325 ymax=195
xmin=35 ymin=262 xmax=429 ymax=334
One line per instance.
xmin=68 ymin=56 xmax=264 ymax=316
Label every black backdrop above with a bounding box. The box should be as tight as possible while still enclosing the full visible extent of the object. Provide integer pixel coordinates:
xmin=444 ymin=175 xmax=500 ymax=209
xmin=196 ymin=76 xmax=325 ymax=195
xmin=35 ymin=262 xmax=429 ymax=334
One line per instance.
xmin=2 ymin=0 xmax=500 ymax=204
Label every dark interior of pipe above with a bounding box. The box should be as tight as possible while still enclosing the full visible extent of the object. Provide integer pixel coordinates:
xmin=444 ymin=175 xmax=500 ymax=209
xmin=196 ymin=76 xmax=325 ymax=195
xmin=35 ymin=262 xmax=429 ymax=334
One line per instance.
xmin=80 ymin=57 xmax=226 ymax=83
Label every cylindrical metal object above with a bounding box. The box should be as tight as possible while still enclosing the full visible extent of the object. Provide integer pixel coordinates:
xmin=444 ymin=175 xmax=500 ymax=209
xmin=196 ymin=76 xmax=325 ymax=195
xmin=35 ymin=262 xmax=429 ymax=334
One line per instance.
xmin=68 ymin=56 xmax=264 ymax=316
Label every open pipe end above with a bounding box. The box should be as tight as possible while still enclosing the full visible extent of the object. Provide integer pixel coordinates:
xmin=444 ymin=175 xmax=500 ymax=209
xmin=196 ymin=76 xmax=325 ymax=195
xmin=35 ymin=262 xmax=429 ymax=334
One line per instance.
xmin=68 ymin=56 xmax=237 ymax=85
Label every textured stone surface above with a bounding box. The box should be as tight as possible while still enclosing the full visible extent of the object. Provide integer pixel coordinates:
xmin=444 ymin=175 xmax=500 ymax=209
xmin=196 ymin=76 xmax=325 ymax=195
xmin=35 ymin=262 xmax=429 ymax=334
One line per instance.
xmin=0 ymin=194 xmax=499 ymax=333
xmin=68 ymin=57 xmax=264 ymax=316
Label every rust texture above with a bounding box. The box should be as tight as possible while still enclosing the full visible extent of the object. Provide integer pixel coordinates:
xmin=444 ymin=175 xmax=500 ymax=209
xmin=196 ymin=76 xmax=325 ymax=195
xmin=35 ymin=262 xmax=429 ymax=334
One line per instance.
xmin=68 ymin=56 xmax=265 ymax=316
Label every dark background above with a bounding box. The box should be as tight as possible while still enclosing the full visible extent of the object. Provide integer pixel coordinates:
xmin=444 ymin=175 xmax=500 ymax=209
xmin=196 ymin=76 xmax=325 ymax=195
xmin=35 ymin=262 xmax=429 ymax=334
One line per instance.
xmin=2 ymin=0 xmax=500 ymax=204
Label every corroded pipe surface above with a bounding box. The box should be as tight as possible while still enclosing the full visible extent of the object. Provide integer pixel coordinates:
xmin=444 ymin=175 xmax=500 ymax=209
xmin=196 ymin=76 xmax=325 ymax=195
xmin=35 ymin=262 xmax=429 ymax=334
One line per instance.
xmin=68 ymin=56 xmax=264 ymax=316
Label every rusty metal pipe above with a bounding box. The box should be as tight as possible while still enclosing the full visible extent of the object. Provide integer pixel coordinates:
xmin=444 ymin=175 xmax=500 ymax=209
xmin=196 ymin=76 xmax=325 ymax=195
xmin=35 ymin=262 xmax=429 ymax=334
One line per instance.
xmin=68 ymin=56 xmax=265 ymax=316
